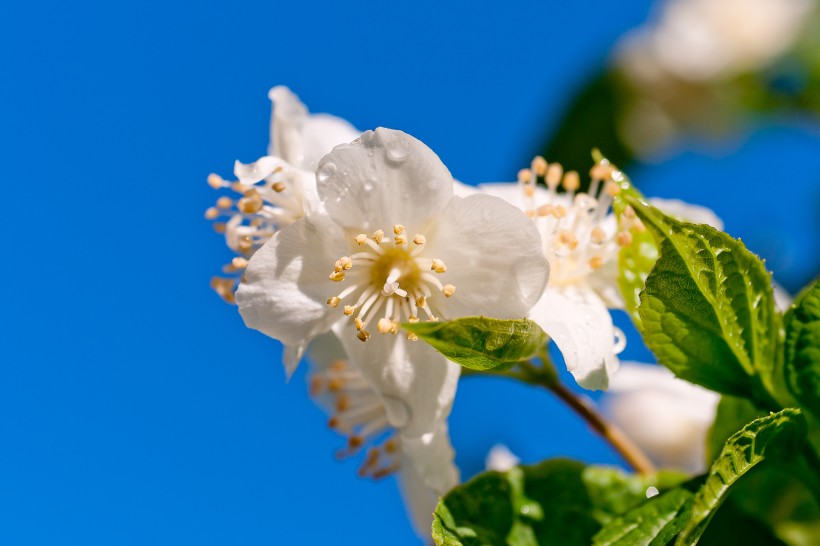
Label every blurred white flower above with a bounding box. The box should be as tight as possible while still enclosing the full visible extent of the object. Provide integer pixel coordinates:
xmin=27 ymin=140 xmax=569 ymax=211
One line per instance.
xmin=485 ymin=444 xmax=520 ymax=472
xmin=237 ymin=128 xmax=548 ymax=441
xmin=307 ymin=334 xmax=457 ymax=537
xmin=206 ymin=86 xmax=359 ymax=302
xmin=602 ymin=362 xmax=720 ymax=473
xmin=617 ymin=0 xmax=814 ymax=83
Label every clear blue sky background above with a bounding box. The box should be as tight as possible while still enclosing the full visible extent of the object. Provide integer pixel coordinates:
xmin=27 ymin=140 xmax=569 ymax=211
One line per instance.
xmin=2 ymin=1 xmax=818 ymax=544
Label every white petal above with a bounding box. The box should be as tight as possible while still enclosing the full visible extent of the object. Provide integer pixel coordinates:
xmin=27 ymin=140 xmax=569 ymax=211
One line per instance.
xmin=400 ymin=421 xmax=460 ymax=495
xmin=529 ymin=285 xmax=619 ymax=390
xmin=233 ymin=155 xmax=290 ymax=185
xmin=267 ymin=86 xmax=359 ymax=171
xmin=425 ymin=194 xmax=549 ymax=319
xmin=452 ymin=179 xmax=479 ymax=197
xmin=485 ymin=444 xmax=520 ymax=472
xmin=648 ymin=197 xmax=724 ymax=231
xmin=396 ymin=461 xmax=439 ymax=538
xmin=236 ymin=216 xmax=347 ymax=374
xmin=773 ymin=281 xmax=792 ymax=312
xmin=317 ymin=128 xmax=454 ymax=232
xmin=331 ymin=323 xmax=461 ymax=439
xmin=585 ymin=256 xmax=625 ymax=309
xmin=603 ymin=362 xmax=719 ymax=472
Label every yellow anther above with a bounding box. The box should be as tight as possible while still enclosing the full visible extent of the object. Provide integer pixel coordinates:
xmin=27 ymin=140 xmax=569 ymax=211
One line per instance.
xmin=357 ymin=330 xmax=371 ymax=342
xmin=426 ymin=316 xmax=440 ymax=323
xmin=442 ymin=284 xmax=456 ymax=297
xmin=355 ymin=234 xmax=368 ymax=245
xmin=416 ymin=296 xmax=426 ymax=308
xmin=616 ymin=231 xmax=633 ymax=247
xmin=210 ymin=276 xmax=236 ymax=304
xmin=238 ymin=236 xmax=253 ymax=252
xmin=327 ymin=296 xmax=341 ymax=308
xmin=372 ymin=229 xmax=385 ymax=244
xmin=334 ymin=256 xmax=353 ymax=272
xmin=408 ymin=315 xmax=419 ymax=323
xmin=232 ymin=257 xmax=249 ymax=269
xmin=354 ymin=317 xmax=365 ymax=331
xmin=212 ymin=223 xmax=226 ymax=234
xmin=204 ymin=207 xmax=219 ymax=220
xmin=393 ymin=224 xmax=405 ymax=235
xmin=562 ymin=171 xmax=580 ymax=192
xmin=546 ymin=163 xmax=563 ymax=188
xmin=536 ymin=204 xmax=554 ymax=217
xmin=605 ymin=181 xmax=621 ymax=197
xmin=335 ymin=395 xmax=350 ymax=412
xmin=207 ymin=173 xmax=224 ymax=189
xmin=238 ymin=189 xmax=263 ymax=214
xmin=532 ymin=156 xmax=547 ymax=176
xmin=558 ymin=230 xmax=579 ymax=250
xmin=394 ymin=234 xmax=406 ymax=245
xmin=406 ymin=332 xmax=418 ymax=341
xmin=590 ymin=226 xmax=607 ymax=244
xmin=329 ymin=271 xmax=346 ymax=282
xmin=524 ymin=185 xmax=536 ymax=197
xmin=517 ymin=168 xmax=532 ymax=184
xmin=431 ymin=259 xmax=447 ymax=273
xmin=590 ymin=163 xmax=613 ymax=181
xmin=271 ymin=181 xmax=286 ymax=192
xmin=552 ymin=205 xmax=567 ymax=219
xmin=377 ymin=318 xmax=393 ymax=334
xmin=413 ymin=234 xmax=426 ymax=245
xmin=216 ymin=196 xmax=233 ymax=209
xmin=343 ymin=305 xmax=355 ymax=316
xmin=623 ymin=205 xmax=636 ymax=219
xmin=588 ymin=256 xmax=604 ymax=270
xmin=384 ymin=438 xmax=399 ymax=454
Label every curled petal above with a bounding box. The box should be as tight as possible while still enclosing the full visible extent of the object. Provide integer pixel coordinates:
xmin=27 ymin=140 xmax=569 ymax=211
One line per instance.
xmin=236 ymin=216 xmax=347 ymax=376
xmin=530 ymin=285 xmax=619 ymax=390
xmin=233 ymin=155 xmax=291 ymax=185
xmin=332 ymin=323 xmax=460 ymax=439
xmin=425 ymin=194 xmax=549 ymax=319
xmin=317 ymin=128 xmax=455 ymax=232
xmin=268 ymin=86 xmax=359 ymax=170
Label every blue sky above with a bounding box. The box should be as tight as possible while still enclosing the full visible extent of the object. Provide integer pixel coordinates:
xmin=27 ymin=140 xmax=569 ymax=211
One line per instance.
xmin=2 ymin=1 xmax=818 ymax=544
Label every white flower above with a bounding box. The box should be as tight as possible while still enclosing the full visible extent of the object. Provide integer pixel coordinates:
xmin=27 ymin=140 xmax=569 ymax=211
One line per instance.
xmin=485 ymin=444 xmax=520 ymax=472
xmin=602 ymin=362 xmax=720 ymax=473
xmin=206 ymin=86 xmax=359 ymax=302
xmin=237 ymin=128 xmax=548 ymax=442
xmin=481 ymin=160 xmax=724 ymax=391
xmin=307 ymin=333 xmax=457 ymax=537
xmin=616 ymin=0 xmax=814 ymax=83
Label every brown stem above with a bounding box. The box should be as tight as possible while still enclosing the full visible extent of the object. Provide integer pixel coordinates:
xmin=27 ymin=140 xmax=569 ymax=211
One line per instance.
xmin=546 ymin=380 xmax=657 ymax=475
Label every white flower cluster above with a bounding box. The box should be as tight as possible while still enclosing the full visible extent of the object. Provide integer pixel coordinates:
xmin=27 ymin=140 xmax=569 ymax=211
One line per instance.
xmin=205 ymin=87 xmax=728 ymax=534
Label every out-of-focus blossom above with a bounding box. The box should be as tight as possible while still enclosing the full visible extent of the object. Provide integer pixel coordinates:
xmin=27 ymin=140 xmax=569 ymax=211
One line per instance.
xmin=485 ymin=444 xmax=521 ymax=472
xmin=602 ymin=362 xmax=720 ymax=473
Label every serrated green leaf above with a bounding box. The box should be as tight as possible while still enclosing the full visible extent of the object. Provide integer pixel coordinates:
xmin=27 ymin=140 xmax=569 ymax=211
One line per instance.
xmin=592 ymin=488 xmax=693 ymax=546
xmin=630 ymin=198 xmax=781 ymax=407
xmin=582 ymin=467 xmax=688 ymax=525
xmin=676 ymin=408 xmax=807 ymax=546
xmin=432 ymin=459 xmax=601 ymax=546
xmin=403 ymin=316 xmax=547 ymax=371
xmin=707 ymin=396 xmax=765 ymax=463
xmin=784 ymin=279 xmax=820 ymax=420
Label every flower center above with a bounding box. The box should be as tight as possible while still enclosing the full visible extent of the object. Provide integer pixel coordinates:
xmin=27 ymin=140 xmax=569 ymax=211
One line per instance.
xmin=516 ymin=157 xmax=644 ymax=285
xmin=326 ymin=224 xmax=456 ymax=342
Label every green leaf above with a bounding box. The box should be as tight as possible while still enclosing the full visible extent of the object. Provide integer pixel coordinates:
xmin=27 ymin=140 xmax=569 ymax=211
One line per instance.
xmin=676 ymin=408 xmax=807 ymax=546
xmin=432 ymin=460 xmax=689 ymax=546
xmin=432 ymin=459 xmax=601 ymax=546
xmin=784 ymin=279 xmax=820 ymax=420
xmin=707 ymin=396 xmax=765 ymax=463
xmin=630 ymin=198 xmax=781 ymax=407
xmin=403 ymin=316 xmax=548 ymax=371
xmin=592 ymin=488 xmax=693 ymax=546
